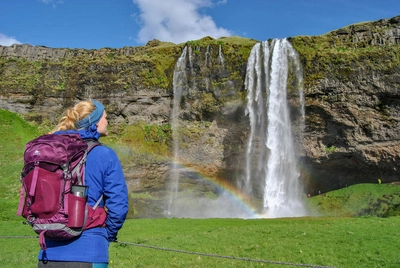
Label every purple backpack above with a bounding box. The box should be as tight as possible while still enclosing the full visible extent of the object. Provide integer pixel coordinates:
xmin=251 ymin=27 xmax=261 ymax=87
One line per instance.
xmin=17 ymin=133 xmax=106 ymax=250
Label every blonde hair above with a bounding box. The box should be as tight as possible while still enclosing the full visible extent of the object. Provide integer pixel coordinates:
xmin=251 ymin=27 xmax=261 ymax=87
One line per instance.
xmin=51 ymin=100 xmax=96 ymax=133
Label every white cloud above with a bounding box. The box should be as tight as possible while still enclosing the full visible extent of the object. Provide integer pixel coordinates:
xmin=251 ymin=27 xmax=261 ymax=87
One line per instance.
xmin=0 ymin=33 xmax=22 ymax=46
xmin=133 ymin=0 xmax=232 ymax=44
xmin=39 ymin=0 xmax=64 ymax=4
xmin=39 ymin=0 xmax=64 ymax=8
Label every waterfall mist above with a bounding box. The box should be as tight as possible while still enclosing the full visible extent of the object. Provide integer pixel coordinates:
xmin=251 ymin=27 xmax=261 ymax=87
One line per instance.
xmin=166 ymin=44 xmax=255 ymax=218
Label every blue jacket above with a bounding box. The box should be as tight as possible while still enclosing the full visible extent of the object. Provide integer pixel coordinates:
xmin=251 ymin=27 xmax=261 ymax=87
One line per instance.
xmin=38 ymin=125 xmax=129 ymax=263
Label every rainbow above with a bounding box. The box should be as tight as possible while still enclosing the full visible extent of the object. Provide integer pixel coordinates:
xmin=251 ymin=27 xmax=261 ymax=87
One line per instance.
xmin=169 ymin=161 xmax=261 ymax=218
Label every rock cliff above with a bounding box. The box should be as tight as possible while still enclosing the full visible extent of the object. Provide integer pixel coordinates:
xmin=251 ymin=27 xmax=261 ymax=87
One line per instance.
xmin=1 ymin=15 xmax=399 ymax=216
xmin=292 ymin=15 xmax=400 ymax=194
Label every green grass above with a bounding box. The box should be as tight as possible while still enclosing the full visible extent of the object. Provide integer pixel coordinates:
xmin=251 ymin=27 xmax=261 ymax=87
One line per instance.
xmin=308 ymin=183 xmax=400 ymax=217
xmin=2 ymin=109 xmax=400 ymax=267
xmin=0 ymin=109 xmax=40 ymax=221
xmin=1 ymin=217 xmax=400 ymax=267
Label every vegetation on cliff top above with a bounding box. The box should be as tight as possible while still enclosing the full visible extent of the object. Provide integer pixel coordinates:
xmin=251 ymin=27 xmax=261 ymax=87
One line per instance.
xmin=291 ymin=17 xmax=400 ymax=88
xmin=2 ymin=18 xmax=399 ymax=124
xmin=0 ymin=36 xmax=257 ymax=98
xmin=2 ymin=16 xmax=399 ymax=127
xmin=1 ymin=17 xmax=398 ymax=93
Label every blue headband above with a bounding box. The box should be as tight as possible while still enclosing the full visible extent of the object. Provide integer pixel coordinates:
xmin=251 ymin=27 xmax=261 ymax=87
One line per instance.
xmin=75 ymin=100 xmax=105 ymax=129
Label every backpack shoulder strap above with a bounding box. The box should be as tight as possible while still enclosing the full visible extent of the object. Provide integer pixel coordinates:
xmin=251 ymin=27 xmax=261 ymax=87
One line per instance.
xmin=85 ymin=139 xmax=101 ymax=153
xmin=73 ymin=139 xmax=101 ymax=185
xmin=83 ymin=139 xmax=104 ymax=211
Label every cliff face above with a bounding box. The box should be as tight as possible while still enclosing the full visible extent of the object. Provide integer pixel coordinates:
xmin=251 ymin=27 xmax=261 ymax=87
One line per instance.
xmin=1 ymin=16 xmax=400 ymax=215
xmin=0 ymin=41 xmax=180 ymax=124
xmin=292 ymin=15 xmax=400 ymax=194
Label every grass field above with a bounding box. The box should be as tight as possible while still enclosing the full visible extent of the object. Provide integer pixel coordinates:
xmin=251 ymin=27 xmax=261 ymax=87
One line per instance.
xmin=1 ymin=109 xmax=400 ymax=267
xmin=1 ymin=217 xmax=400 ymax=267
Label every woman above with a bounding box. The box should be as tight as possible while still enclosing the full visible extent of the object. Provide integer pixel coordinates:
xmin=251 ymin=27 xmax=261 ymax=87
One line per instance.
xmin=38 ymin=100 xmax=129 ymax=268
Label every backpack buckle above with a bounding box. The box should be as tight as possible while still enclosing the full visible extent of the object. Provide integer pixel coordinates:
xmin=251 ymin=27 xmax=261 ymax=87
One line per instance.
xmin=27 ymin=215 xmax=36 ymax=223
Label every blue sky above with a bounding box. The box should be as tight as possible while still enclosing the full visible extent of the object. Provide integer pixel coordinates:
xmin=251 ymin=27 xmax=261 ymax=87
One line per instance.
xmin=0 ymin=0 xmax=399 ymax=49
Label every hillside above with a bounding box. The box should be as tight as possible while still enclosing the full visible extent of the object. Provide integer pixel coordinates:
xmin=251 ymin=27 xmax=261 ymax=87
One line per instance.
xmin=308 ymin=183 xmax=400 ymax=217
xmin=0 ymin=109 xmax=39 ymax=220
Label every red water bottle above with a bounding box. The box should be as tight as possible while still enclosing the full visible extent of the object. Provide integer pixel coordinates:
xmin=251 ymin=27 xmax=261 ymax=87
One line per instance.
xmin=67 ymin=185 xmax=88 ymax=228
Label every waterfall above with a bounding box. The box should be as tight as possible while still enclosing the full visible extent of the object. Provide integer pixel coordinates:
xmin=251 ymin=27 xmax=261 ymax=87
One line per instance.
xmin=205 ymin=45 xmax=212 ymax=91
xmin=218 ymin=44 xmax=225 ymax=66
xmin=188 ymin=46 xmax=196 ymax=90
xmin=244 ymin=39 xmax=307 ymax=218
xmin=167 ymin=46 xmax=188 ymax=214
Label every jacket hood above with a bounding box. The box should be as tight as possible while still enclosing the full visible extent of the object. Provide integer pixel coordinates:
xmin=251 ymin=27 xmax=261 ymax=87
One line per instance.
xmin=54 ymin=124 xmax=101 ymax=140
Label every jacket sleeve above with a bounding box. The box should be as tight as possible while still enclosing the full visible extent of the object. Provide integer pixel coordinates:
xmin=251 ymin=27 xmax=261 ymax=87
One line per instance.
xmin=86 ymin=146 xmax=129 ymax=241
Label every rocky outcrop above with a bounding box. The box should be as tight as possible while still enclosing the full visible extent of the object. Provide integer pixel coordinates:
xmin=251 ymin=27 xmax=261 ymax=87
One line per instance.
xmin=1 ymin=16 xmax=400 ymax=216
xmin=0 ymin=44 xmax=146 ymax=61
xmin=331 ymin=16 xmax=400 ymax=46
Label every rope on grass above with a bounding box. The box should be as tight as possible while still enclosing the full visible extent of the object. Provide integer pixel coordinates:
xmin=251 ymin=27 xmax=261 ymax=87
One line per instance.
xmin=116 ymin=241 xmax=336 ymax=268
xmin=0 ymin=236 xmax=336 ymax=268
xmin=0 ymin=235 xmax=38 ymax=238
